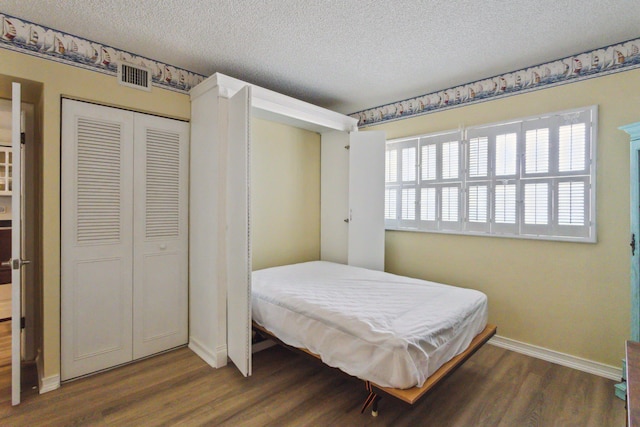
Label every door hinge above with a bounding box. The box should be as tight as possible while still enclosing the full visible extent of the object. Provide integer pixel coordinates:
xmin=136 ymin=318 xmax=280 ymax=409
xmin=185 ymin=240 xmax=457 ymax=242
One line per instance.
xmin=20 ymin=132 xmax=25 ymax=145
xmin=20 ymin=317 xmax=25 ymax=329
xmin=632 ymin=233 xmax=636 ymax=256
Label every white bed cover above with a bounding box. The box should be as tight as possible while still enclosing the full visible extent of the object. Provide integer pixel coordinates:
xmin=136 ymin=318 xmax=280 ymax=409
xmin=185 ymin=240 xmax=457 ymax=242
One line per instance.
xmin=252 ymin=261 xmax=488 ymax=389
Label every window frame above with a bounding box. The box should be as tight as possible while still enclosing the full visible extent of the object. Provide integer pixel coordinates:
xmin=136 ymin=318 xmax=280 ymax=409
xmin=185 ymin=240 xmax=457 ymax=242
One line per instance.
xmin=384 ymin=105 xmax=597 ymax=243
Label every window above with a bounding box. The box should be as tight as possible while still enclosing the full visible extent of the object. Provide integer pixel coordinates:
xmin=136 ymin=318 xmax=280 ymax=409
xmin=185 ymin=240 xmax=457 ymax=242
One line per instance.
xmin=384 ymin=106 xmax=597 ymax=242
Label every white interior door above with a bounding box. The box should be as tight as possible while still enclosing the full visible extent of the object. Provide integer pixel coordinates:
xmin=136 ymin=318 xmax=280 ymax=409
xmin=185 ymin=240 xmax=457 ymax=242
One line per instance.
xmin=10 ymin=82 xmax=22 ymax=405
xmin=132 ymin=113 xmax=189 ymax=359
xmin=61 ymin=99 xmax=134 ymax=380
xmin=348 ymin=131 xmax=386 ymax=271
xmin=226 ymin=86 xmax=252 ymax=377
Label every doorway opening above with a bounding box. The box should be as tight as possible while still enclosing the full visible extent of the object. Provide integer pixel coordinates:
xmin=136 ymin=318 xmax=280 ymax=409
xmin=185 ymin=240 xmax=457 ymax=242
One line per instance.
xmin=0 ymin=75 xmax=44 ymax=404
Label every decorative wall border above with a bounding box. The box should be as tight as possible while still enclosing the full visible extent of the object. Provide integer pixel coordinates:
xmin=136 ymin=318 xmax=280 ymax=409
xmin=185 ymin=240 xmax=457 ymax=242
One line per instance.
xmin=2 ymin=12 xmax=638 ymax=113
xmin=0 ymin=13 xmax=206 ymax=94
xmin=351 ymin=37 xmax=640 ymax=127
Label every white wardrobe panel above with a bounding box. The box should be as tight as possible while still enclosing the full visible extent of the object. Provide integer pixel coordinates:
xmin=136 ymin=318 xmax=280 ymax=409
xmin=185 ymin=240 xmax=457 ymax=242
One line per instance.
xmin=188 ymin=89 xmax=226 ymax=368
xmin=226 ymin=86 xmax=252 ymax=377
xmin=320 ymin=130 xmax=385 ymax=270
xmin=132 ymin=113 xmax=189 ymax=359
xmin=348 ymin=131 xmax=386 ymax=271
xmin=320 ymin=131 xmax=349 ymax=264
xmin=61 ymin=99 xmax=134 ymax=380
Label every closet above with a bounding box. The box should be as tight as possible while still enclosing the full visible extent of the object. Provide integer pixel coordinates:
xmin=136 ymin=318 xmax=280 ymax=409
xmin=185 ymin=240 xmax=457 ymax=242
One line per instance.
xmin=189 ymin=73 xmax=385 ymax=376
xmin=61 ymin=99 xmax=189 ymax=380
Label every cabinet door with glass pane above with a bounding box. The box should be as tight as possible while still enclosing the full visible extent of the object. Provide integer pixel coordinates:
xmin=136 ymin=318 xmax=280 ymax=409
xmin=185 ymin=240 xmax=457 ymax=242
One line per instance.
xmin=0 ymin=147 xmax=12 ymax=195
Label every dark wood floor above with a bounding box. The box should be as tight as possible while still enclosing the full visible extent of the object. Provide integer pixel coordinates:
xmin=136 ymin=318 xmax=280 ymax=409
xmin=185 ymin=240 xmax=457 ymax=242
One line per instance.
xmin=0 ymin=321 xmax=10 ymax=368
xmin=0 ymin=341 xmax=626 ymax=426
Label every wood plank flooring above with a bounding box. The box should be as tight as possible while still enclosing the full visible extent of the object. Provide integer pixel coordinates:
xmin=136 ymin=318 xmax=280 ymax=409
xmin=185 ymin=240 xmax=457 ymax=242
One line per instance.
xmin=0 ymin=321 xmax=10 ymax=368
xmin=0 ymin=342 xmax=626 ymax=426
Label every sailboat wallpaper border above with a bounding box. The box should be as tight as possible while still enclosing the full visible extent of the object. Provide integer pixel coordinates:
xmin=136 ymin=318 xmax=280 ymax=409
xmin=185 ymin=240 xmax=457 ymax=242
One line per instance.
xmin=350 ymin=37 xmax=640 ymax=127
xmin=0 ymin=13 xmax=206 ymax=94
xmin=1 ymin=12 xmax=638 ymax=117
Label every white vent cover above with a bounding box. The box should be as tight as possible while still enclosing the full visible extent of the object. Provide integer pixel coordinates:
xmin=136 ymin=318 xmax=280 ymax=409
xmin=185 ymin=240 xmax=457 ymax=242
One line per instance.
xmin=117 ymin=62 xmax=152 ymax=91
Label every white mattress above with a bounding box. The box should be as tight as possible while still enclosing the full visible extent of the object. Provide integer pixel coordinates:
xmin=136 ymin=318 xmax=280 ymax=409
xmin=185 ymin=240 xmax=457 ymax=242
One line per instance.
xmin=252 ymin=261 xmax=488 ymax=389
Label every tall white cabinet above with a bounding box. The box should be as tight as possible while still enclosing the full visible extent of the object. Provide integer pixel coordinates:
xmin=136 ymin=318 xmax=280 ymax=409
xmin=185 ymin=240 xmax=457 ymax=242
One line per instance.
xmin=321 ymin=131 xmax=385 ymax=271
xmin=61 ymin=99 xmax=189 ymax=380
xmin=189 ymin=73 xmax=385 ymax=377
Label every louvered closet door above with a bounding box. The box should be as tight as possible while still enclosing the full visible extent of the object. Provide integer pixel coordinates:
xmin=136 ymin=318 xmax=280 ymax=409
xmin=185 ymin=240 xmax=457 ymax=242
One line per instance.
xmin=61 ymin=100 xmax=134 ymax=380
xmin=132 ymin=113 xmax=189 ymax=359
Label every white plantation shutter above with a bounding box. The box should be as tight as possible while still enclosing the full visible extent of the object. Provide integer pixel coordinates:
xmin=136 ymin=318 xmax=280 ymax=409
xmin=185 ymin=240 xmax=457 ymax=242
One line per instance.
xmin=522 ymin=181 xmax=551 ymax=237
xmin=557 ymin=181 xmax=584 ymax=225
xmin=385 ymin=188 xmax=398 ymax=223
xmin=401 ymin=188 xmax=416 ymax=221
xmin=524 ymin=128 xmax=550 ymax=174
xmin=558 ymin=123 xmax=586 ymax=172
xmin=555 ymin=178 xmax=590 ymax=238
xmin=524 ymin=182 xmax=549 ymax=224
xmin=441 ymin=186 xmax=461 ymax=231
xmin=385 ymin=149 xmax=398 ymax=183
xmin=441 ymin=141 xmax=459 ymax=180
xmin=467 ymin=185 xmax=487 ymax=222
xmin=386 ymin=138 xmax=417 ymax=229
xmin=495 ymin=133 xmax=517 ymax=176
xmin=421 ymin=143 xmax=436 ymax=181
xmin=384 ymin=105 xmax=595 ymax=241
xmin=420 ymin=187 xmax=436 ymax=222
xmin=401 ymin=146 xmax=416 ymax=182
xmin=494 ymin=184 xmax=517 ymax=224
xmin=468 ymin=137 xmax=488 ymax=178
xmin=466 ymin=184 xmax=489 ymax=232
xmin=493 ymin=182 xmax=518 ymax=235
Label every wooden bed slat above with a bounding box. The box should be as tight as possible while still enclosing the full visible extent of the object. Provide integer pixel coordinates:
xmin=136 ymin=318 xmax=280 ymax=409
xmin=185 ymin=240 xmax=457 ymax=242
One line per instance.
xmin=373 ymin=324 xmax=497 ymax=404
xmin=252 ymin=322 xmax=497 ymax=405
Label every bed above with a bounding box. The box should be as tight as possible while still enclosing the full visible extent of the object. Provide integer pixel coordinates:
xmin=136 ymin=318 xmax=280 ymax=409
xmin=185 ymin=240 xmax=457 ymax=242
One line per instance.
xmin=251 ymin=261 xmax=496 ymax=415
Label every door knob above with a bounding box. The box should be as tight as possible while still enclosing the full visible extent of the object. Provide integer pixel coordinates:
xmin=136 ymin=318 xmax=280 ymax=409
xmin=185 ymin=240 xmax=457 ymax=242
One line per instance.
xmin=1 ymin=259 xmax=31 ymax=269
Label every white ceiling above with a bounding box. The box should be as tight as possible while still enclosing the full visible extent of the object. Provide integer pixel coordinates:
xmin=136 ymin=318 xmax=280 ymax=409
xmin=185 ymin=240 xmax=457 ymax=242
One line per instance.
xmin=1 ymin=1 xmax=639 ymax=114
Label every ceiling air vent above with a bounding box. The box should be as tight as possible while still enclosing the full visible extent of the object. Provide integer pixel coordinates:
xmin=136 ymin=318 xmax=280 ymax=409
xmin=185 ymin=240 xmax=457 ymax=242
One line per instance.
xmin=117 ymin=62 xmax=152 ymax=91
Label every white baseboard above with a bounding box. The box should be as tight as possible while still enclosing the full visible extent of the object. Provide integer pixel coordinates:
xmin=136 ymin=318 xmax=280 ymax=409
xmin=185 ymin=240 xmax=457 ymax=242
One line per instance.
xmin=35 ymin=350 xmax=60 ymax=394
xmin=489 ymin=335 xmax=622 ymax=381
xmin=188 ymin=337 xmax=227 ymax=369
xmin=38 ymin=372 xmax=60 ymax=394
xmin=215 ymin=345 xmax=228 ymax=368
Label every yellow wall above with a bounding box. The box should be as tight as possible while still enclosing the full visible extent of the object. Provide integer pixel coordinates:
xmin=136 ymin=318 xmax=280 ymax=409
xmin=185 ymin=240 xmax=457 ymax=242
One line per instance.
xmin=367 ymin=69 xmax=640 ymax=367
xmin=2 ymin=43 xmax=634 ymax=378
xmin=251 ymin=118 xmax=321 ymax=270
xmin=0 ymin=48 xmax=190 ymax=380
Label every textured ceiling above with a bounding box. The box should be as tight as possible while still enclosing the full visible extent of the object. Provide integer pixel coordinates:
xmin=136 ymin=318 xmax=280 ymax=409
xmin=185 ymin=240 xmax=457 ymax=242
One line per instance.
xmin=1 ymin=1 xmax=639 ymax=114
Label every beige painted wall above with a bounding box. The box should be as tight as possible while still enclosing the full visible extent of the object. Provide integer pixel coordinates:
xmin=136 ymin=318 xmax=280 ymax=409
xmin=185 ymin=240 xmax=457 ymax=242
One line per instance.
xmin=367 ymin=69 xmax=640 ymax=367
xmin=0 ymin=48 xmax=190 ymax=380
xmin=251 ymin=118 xmax=321 ymax=270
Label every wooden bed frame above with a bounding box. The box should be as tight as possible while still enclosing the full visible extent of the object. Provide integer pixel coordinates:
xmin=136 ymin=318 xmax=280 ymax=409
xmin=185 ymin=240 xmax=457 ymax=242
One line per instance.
xmin=252 ymin=321 xmax=497 ymax=415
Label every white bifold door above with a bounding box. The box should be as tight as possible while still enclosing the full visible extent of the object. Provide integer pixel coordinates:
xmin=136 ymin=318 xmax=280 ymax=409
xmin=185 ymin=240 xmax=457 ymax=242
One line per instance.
xmin=227 ymin=86 xmax=252 ymax=377
xmin=61 ymin=99 xmax=189 ymax=380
